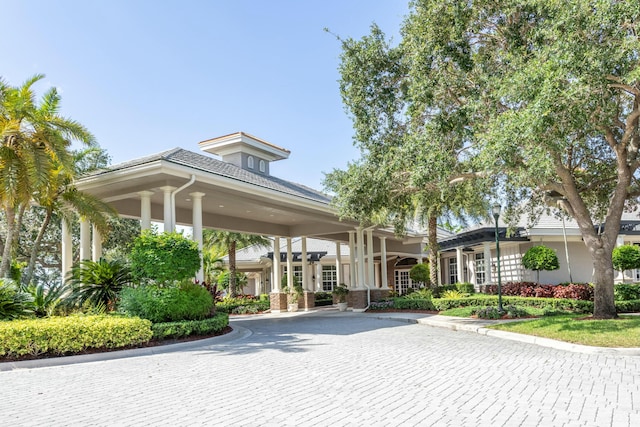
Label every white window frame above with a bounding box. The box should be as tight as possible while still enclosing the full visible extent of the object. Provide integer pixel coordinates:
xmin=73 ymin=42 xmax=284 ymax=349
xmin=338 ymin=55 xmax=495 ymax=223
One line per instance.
xmin=448 ymin=258 xmax=458 ymax=284
xmin=321 ymin=265 xmax=337 ymax=291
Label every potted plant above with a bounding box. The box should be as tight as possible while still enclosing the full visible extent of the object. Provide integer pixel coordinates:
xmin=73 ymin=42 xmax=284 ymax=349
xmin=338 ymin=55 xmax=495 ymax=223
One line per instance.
xmin=332 ymin=284 xmax=349 ymax=311
xmin=282 ymin=274 xmax=302 ymax=312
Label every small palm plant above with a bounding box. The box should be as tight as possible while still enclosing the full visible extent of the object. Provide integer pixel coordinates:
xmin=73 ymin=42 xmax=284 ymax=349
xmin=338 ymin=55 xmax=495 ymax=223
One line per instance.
xmin=332 ymin=284 xmax=349 ymax=303
xmin=28 ymin=281 xmax=69 ymax=317
xmin=66 ymin=258 xmax=132 ymax=311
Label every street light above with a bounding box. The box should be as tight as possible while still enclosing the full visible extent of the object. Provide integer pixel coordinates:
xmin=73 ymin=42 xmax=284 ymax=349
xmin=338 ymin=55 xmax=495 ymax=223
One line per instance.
xmin=492 ymin=203 xmax=504 ymax=313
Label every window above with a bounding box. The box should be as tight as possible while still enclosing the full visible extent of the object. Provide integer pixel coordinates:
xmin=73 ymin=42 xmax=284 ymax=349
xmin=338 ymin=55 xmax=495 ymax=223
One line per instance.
xmin=321 ymin=265 xmax=337 ymax=291
xmin=284 ymin=265 xmax=304 ymax=288
xmin=247 ymin=156 xmax=254 ymax=169
xmin=448 ymin=258 xmax=458 ymax=284
xmin=395 ymin=270 xmax=411 ymax=295
xmin=259 ymin=160 xmax=266 ymax=173
xmin=475 ymin=253 xmax=485 ymax=285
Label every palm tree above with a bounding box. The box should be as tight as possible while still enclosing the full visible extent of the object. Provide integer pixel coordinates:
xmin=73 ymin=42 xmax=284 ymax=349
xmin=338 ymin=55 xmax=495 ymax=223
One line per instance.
xmin=203 ymin=230 xmax=270 ymax=298
xmin=66 ymin=258 xmax=132 ymax=311
xmin=0 ymin=74 xmax=95 ymax=277
xmin=22 ymin=149 xmax=116 ymax=286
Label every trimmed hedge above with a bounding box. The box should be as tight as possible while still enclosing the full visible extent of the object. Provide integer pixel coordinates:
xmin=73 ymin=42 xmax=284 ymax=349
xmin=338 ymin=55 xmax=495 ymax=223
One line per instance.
xmin=615 ymin=300 xmax=640 ymax=313
xmin=0 ymin=315 xmax=152 ymax=357
xmin=393 ymin=298 xmax=436 ymax=311
xmin=484 ymin=282 xmax=594 ymax=301
xmin=432 ymin=283 xmax=475 ymax=298
xmin=434 ymin=295 xmax=594 ymax=313
xmin=216 ymin=299 xmax=270 ymax=314
xmin=151 ymin=313 xmax=229 ymax=339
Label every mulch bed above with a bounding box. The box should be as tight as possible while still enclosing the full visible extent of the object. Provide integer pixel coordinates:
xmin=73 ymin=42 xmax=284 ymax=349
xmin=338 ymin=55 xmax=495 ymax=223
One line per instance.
xmin=0 ymin=326 xmax=233 ymax=363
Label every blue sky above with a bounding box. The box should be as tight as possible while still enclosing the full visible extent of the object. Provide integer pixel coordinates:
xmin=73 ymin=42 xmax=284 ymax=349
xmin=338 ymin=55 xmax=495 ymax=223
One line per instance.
xmin=1 ymin=1 xmax=408 ymax=190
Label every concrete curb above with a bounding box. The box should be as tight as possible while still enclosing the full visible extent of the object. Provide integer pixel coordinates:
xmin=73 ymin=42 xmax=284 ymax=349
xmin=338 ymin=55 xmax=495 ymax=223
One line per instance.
xmin=372 ymin=314 xmax=640 ymax=356
xmin=0 ymin=325 xmax=252 ymax=372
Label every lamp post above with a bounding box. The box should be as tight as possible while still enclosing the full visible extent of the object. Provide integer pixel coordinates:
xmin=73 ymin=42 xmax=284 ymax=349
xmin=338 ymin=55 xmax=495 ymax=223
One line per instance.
xmin=492 ymin=203 xmax=504 ymax=313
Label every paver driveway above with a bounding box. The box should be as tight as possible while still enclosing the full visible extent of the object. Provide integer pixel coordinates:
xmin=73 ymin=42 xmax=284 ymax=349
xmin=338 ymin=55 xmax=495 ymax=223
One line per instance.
xmin=1 ymin=310 xmax=639 ymax=426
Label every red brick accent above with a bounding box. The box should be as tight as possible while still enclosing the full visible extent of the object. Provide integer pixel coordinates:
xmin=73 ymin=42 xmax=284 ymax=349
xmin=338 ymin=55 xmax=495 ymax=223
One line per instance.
xmin=370 ymin=288 xmax=391 ymax=302
xmin=350 ymin=289 xmax=368 ymax=310
xmin=270 ymin=292 xmax=288 ymax=312
xmin=301 ymin=292 xmax=315 ymax=311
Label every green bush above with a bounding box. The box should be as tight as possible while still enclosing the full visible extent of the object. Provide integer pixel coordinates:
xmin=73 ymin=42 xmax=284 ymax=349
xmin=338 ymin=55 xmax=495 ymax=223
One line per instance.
xmin=129 ymin=230 xmax=201 ymax=285
xmin=612 ymin=245 xmax=640 ymax=273
xmin=393 ymin=298 xmax=435 ymax=310
xmin=151 ymin=313 xmax=229 ymax=339
xmin=0 ymin=315 xmax=152 ymax=357
xmin=455 ymin=283 xmax=475 ymax=294
xmin=522 ymin=245 xmax=560 ymax=272
xmin=409 ymin=263 xmax=430 ymax=285
xmin=0 ymin=279 xmax=34 ymax=320
xmin=441 ymin=290 xmax=463 ymax=299
xmin=434 ymin=295 xmax=594 ymax=313
xmin=616 ymin=300 xmax=640 ymax=313
xmin=66 ymin=259 xmax=132 ymax=311
xmin=118 ymin=282 xmax=213 ymax=323
xmin=614 ymin=284 xmax=640 ymax=301
xmin=314 ymin=291 xmax=333 ymax=306
xmin=473 ymin=306 xmax=503 ymax=319
xmin=216 ymin=296 xmax=270 ymax=314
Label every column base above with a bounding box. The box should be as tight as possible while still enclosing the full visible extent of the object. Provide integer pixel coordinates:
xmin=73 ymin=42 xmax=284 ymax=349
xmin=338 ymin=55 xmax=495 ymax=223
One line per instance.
xmin=301 ymin=291 xmax=315 ymax=311
xmin=270 ymin=292 xmax=288 ymax=313
xmin=349 ymin=289 xmax=369 ymax=312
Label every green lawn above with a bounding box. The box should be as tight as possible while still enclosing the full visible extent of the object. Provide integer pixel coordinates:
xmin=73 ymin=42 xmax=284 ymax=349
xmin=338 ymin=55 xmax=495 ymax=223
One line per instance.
xmin=488 ymin=315 xmax=640 ymax=348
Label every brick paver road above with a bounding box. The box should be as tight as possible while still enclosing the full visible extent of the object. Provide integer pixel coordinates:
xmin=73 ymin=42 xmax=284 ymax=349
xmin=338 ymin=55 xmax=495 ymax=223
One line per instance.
xmin=1 ymin=310 xmax=639 ymax=426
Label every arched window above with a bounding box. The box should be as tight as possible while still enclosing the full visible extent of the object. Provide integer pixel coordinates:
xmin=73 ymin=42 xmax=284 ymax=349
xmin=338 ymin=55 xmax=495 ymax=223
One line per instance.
xmin=259 ymin=160 xmax=266 ymax=173
xmin=247 ymin=156 xmax=254 ymax=169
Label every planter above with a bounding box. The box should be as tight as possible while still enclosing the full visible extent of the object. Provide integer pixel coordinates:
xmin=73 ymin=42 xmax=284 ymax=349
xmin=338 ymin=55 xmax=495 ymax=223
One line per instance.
xmin=288 ymin=302 xmax=299 ymax=312
xmin=337 ymin=302 xmax=348 ymax=312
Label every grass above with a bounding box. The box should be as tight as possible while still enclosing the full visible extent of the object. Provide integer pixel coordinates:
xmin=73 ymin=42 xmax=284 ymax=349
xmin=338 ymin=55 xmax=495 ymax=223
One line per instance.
xmin=439 ymin=305 xmax=565 ymax=318
xmin=488 ymin=315 xmax=640 ymax=348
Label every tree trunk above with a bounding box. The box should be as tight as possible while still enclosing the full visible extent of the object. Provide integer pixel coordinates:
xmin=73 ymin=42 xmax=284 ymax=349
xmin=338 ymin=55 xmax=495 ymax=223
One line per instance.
xmin=23 ymin=208 xmax=53 ymax=286
xmin=0 ymin=206 xmax=16 ymax=278
xmin=590 ymin=245 xmax=618 ymax=319
xmin=428 ymin=215 xmax=439 ymax=288
xmin=229 ymin=240 xmax=237 ymax=298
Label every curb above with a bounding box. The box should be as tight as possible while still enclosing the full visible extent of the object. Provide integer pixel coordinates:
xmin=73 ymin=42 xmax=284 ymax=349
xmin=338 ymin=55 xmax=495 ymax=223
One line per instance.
xmin=0 ymin=325 xmax=252 ymax=372
xmin=372 ymin=314 xmax=640 ymax=356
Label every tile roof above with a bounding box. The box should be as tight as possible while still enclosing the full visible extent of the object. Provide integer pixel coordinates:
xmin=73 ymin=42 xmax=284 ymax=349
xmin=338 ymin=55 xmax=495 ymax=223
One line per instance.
xmin=89 ymin=147 xmax=331 ymax=204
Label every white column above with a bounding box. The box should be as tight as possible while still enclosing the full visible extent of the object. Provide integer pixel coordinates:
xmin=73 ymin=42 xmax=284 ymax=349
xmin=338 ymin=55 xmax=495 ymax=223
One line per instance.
xmin=316 ymin=263 xmax=323 ymax=291
xmin=91 ymin=225 xmax=102 ymax=261
xmin=190 ymin=192 xmax=205 ymax=282
xmin=301 ymin=236 xmax=309 ymax=291
xmin=138 ymin=191 xmax=154 ymax=230
xmin=356 ymin=227 xmax=365 ymax=289
xmin=366 ymin=229 xmax=375 ymax=287
xmin=335 ymin=242 xmax=342 ymax=286
xmin=348 ymin=231 xmax=356 ymax=289
xmin=483 ymin=242 xmax=492 ymax=284
xmin=380 ymin=236 xmax=388 ymax=289
xmin=456 ymin=247 xmax=464 ymax=284
xmin=159 ymin=186 xmax=175 ymax=232
xmin=273 ymin=237 xmax=281 ymax=292
xmin=80 ymin=219 xmax=91 ymax=261
xmin=286 ymin=238 xmax=294 ymax=290
xmin=61 ymin=220 xmax=73 ymax=282
xmin=437 ymin=251 xmax=443 ymax=286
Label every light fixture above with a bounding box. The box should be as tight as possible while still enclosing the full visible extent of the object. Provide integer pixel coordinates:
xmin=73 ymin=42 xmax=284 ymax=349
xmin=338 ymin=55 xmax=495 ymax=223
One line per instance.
xmin=492 ymin=203 xmax=504 ymax=313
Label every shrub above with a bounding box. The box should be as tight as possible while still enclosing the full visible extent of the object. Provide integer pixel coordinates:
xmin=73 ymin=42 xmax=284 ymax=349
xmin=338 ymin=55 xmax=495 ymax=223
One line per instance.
xmin=314 ymin=291 xmax=333 ymax=306
xmin=455 ymin=283 xmax=475 ymax=294
xmin=215 ymin=296 xmax=270 ymax=314
xmin=614 ymin=284 xmax=640 ymax=301
xmin=405 ymin=288 xmax=433 ymax=300
xmin=474 ymin=306 xmax=503 ymax=319
xmin=616 ymin=300 xmax=640 ymax=312
xmin=0 ymin=279 xmax=34 ymax=320
xmin=232 ymin=305 xmax=260 ymax=314
xmin=612 ymin=245 xmax=640 ymax=273
xmin=434 ymin=295 xmax=594 ymax=313
xmin=553 ymin=283 xmax=593 ymax=300
xmin=118 ymin=282 xmax=213 ymax=323
xmin=28 ymin=281 xmax=69 ymax=317
xmin=150 ymin=313 xmax=229 ymax=339
xmin=368 ymin=300 xmax=395 ymax=310
xmin=522 ymin=245 xmax=560 ymax=282
xmin=0 ymin=315 xmax=152 ymax=357
xmin=216 ymin=271 xmax=248 ymax=291
xmin=66 ymin=259 xmax=132 ymax=311
xmin=332 ymin=284 xmax=350 ymax=303
xmin=129 ymin=230 xmax=201 ymax=285
xmin=504 ymin=305 xmax=528 ymax=318
xmin=441 ymin=290 xmax=463 ymax=299
xmin=393 ymin=297 xmax=435 ymax=310
xmin=409 ymin=263 xmax=430 ymax=286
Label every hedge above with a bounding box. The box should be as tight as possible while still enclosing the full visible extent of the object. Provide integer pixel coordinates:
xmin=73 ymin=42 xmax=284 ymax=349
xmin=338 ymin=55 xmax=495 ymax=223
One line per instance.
xmin=0 ymin=315 xmax=152 ymax=357
xmin=393 ymin=298 xmax=436 ymax=311
xmin=151 ymin=313 xmax=229 ymax=339
xmin=433 ymin=296 xmax=594 ymax=313
xmin=216 ymin=299 xmax=270 ymax=314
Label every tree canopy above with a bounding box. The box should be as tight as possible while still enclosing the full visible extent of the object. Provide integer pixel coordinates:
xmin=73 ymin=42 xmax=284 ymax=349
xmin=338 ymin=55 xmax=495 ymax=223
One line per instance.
xmin=328 ymin=0 xmax=640 ymax=318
